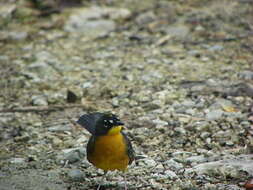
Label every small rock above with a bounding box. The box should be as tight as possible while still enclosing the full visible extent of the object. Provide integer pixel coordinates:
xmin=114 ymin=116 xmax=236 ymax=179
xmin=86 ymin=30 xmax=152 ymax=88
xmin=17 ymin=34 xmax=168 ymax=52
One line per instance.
xmin=206 ymin=109 xmax=224 ymax=120
xmin=174 ymin=127 xmax=186 ymax=135
xmin=208 ymin=45 xmax=223 ymax=52
xmin=238 ymin=70 xmax=253 ymax=80
xmin=0 ymin=4 xmax=16 ymax=19
xmin=62 ymin=148 xmax=86 ymax=164
xmin=81 ymin=82 xmax=93 ymax=89
xmin=65 ymin=19 xmax=115 ymax=37
xmin=48 ymin=124 xmax=72 ymax=132
xmin=166 ymin=25 xmax=190 ymax=39
xmin=193 ymin=154 xmax=253 ymax=177
xmin=68 ymin=169 xmax=84 ymax=182
xmin=216 ymin=184 xmax=242 ymax=190
xmin=26 ymin=51 xmax=59 ymax=81
xmin=181 ymin=100 xmax=196 ymax=108
xmin=139 ymin=158 xmax=156 ymax=168
xmin=112 ymin=97 xmax=119 ymax=107
xmin=164 ymin=170 xmax=178 ymax=179
xmin=200 ymin=132 xmax=211 ymax=139
xmin=185 ymin=155 xmax=207 ymax=164
xmin=64 ymin=6 xmax=130 ymax=37
xmin=172 ymin=151 xmax=194 ymax=158
xmin=31 ymin=95 xmax=48 ymax=106
xmin=152 ymin=119 xmax=167 ymax=127
xmin=67 ymin=90 xmax=78 ymax=103
xmin=153 ymin=164 xmax=164 ymax=173
xmin=9 ymin=158 xmax=26 ymax=164
xmin=8 ymin=31 xmax=28 ymax=41
xmin=164 ymin=158 xmax=184 ymax=171
xmin=135 ymin=11 xmax=156 ymax=25
xmin=178 ymin=115 xmax=191 ymax=123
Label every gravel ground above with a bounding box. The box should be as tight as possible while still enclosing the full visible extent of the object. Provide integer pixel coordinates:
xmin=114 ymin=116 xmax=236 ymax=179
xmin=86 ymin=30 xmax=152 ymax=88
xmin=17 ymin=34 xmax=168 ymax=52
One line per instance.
xmin=0 ymin=0 xmax=253 ymax=189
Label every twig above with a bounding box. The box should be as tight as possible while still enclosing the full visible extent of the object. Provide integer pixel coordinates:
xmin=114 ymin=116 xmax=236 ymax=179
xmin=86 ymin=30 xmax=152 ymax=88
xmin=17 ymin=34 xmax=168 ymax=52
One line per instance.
xmin=0 ymin=104 xmax=91 ymax=113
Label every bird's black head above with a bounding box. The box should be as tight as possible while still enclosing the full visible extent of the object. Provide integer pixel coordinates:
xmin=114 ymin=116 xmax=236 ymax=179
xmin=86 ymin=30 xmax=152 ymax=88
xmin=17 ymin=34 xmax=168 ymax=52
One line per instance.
xmin=77 ymin=112 xmax=124 ymax=136
xmin=95 ymin=113 xmax=124 ymax=136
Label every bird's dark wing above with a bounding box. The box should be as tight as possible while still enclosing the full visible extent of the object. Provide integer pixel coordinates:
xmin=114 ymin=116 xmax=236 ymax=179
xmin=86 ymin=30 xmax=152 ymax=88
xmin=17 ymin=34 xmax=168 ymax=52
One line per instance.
xmin=122 ymin=132 xmax=135 ymax=165
xmin=77 ymin=113 xmax=104 ymax=135
xmin=86 ymin=135 xmax=96 ymax=163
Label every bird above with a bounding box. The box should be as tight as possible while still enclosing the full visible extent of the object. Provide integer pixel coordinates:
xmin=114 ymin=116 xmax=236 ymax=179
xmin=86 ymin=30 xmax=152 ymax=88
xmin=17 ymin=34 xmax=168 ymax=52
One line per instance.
xmin=77 ymin=112 xmax=135 ymax=190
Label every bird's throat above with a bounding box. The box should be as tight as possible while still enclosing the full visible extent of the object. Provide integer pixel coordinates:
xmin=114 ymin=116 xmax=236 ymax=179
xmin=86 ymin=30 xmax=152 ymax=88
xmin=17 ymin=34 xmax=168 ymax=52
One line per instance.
xmin=107 ymin=126 xmax=122 ymax=135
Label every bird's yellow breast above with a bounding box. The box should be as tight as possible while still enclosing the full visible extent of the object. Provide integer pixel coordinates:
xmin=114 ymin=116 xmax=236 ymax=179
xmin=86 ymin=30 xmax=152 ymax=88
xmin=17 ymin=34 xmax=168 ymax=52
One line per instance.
xmin=87 ymin=132 xmax=129 ymax=171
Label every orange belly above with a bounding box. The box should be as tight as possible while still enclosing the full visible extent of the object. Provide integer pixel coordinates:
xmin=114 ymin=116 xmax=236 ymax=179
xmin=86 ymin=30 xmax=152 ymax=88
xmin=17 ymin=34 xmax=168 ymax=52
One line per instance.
xmin=87 ymin=133 xmax=129 ymax=171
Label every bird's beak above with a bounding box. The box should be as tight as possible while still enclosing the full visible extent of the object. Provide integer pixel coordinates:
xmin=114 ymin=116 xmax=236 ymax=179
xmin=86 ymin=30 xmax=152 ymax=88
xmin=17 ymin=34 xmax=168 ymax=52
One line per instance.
xmin=108 ymin=126 xmax=122 ymax=135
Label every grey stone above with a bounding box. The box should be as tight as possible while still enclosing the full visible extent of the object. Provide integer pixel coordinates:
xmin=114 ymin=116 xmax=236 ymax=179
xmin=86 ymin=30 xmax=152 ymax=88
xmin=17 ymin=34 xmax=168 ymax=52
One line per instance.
xmin=200 ymin=132 xmax=211 ymax=139
xmin=31 ymin=95 xmax=48 ymax=106
xmin=172 ymin=151 xmax=194 ymax=158
xmin=135 ymin=11 xmax=156 ymax=25
xmin=48 ymin=124 xmax=72 ymax=132
xmin=8 ymin=31 xmax=27 ymax=41
xmin=206 ymin=110 xmax=224 ymax=120
xmin=216 ymin=184 xmax=243 ymax=190
xmin=139 ymin=158 xmax=156 ymax=168
xmin=68 ymin=169 xmax=84 ymax=182
xmin=164 ymin=170 xmax=178 ymax=179
xmin=9 ymin=158 xmax=26 ymax=164
xmin=152 ymin=119 xmax=168 ymax=127
xmin=25 ymin=51 xmax=60 ymax=81
xmin=63 ymin=6 xmax=130 ymax=37
xmin=65 ymin=19 xmax=115 ymax=36
xmin=208 ymin=45 xmax=224 ymax=52
xmin=0 ymin=4 xmax=16 ymax=19
xmin=164 ymin=158 xmax=184 ymax=171
xmin=193 ymin=154 xmax=253 ymax=176
xmin=166 ymin=25 xmax=190 ymax=39
xmin=238 ymin=70 xmax=253 ymax=80
xmin=0 ymin=170 xmax=65 ymax=190
xmin=62 ymin=148 xmax=86 ymax=164
xmin=185 ymin=155 xmax=207 ymax=164
xmin=81 ymin=82 xmax=93 ymax=89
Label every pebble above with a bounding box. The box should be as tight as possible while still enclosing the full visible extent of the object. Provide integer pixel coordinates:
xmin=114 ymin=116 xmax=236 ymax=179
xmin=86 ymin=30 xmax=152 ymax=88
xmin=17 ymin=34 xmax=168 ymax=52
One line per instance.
xmin=26 ymin=51 xmax=59 ymax=81
xmin=152 ymin=119 xmax=168 ymax=127
xmin=64 ymin=6 xmax=130 ymax=37
xmin=65 ymin=19 xmax=115 ymax=37
xmin=193 ymin=154 xmax=253 ymax=177
xmin=164 ymin=170 xmax=178 ymax=179
xmin=9 ymin=158 xmax=26 ymax=164
xmin=139 ymin=158 xmax=157 ymax=168
xmin=208 ymin=45 xmax=224 ymax=52
xmin=238 ymin=70 xmax=253 ymax=80
xmin=81 ymin=82 xmax=93 ymax=89
xmin=135 ymin=11 xmax=156 ymax=25
xmin=164 ymin=158 xmax=184 ymax=171
xmin=48 ymin=124 xmax=72 ymax=132
xmin=68 ymin=169 xmax=84 ymax=182
xmin=31 ymin=95 xmax=48 ymax=106
xmin=165 ymin=25 xmax=190 ymax=39
xmin=0 ymin=4 xmax=16 ymax=19
xmin=185 ymin=155 xmax=207 ymax=164
xmin=8 ymin=31 xmax=28 ymax=41
xmin=62 ymin=148 xmax=86 ymax=164
xmin=200 ymin=132 xmax=211 ymax=139
xmin=172 ymin=151 xmax=194 ymax=158
xmin=206 ymin=109 xmax=224 ymax=120
xmin=153 ymin=163 xmax=164 ymax=173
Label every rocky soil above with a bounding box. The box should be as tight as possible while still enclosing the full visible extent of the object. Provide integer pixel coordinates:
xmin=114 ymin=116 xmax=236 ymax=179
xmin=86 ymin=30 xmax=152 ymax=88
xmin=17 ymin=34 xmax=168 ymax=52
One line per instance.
xmin=0 ymin=0 xmax=253 ymax=189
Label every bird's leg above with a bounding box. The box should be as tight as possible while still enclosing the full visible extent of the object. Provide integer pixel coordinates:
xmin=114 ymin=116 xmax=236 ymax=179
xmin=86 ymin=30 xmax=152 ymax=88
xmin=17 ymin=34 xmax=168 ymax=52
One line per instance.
xmin=97 ymin=171 xmax=107 ymax=190
xmin=124 ymin=172 xmax=127 ymax=190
